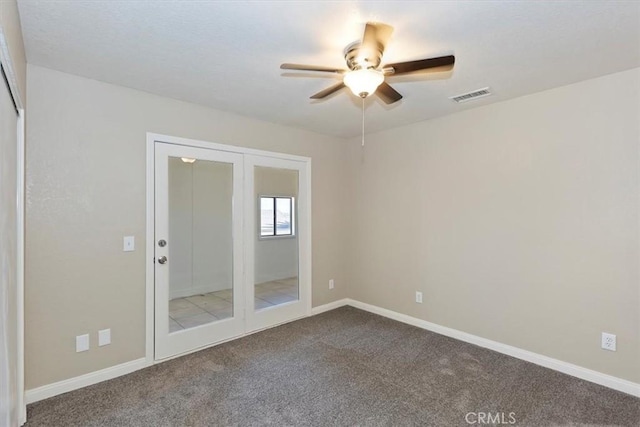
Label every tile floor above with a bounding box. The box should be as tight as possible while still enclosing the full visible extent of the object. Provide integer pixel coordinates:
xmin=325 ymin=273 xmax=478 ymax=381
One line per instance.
xmin=168 ymin=277 xmax=298 ymax=332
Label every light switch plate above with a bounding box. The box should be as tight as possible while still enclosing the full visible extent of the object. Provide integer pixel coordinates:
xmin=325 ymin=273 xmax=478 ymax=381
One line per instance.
xmin=123 ymin=236 xmax=135 ymax=252
xmin=98 ymin=329 xmax=111 ymax=346
xmin=76 ymin=334 xmax=90 ymax=352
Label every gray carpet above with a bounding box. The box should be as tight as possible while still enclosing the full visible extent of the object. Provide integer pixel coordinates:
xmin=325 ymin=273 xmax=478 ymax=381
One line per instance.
xmin=26 ymin=307 xmax=639 ymax=426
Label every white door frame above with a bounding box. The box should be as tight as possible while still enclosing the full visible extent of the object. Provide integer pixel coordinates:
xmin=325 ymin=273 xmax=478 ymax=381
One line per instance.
xmin=145 ymin=133 xmax=312 ymax=364
xmin=0 ymin=26 xmax=26 ymax=426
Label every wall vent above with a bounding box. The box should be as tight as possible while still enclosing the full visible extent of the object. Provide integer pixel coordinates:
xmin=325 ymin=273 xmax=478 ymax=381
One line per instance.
xmin=449 ymin=87 xmax=492 ymax=103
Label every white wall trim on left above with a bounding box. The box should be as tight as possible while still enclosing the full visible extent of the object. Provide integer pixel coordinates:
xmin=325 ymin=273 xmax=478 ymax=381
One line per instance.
xmin=15 ymin=109 xmax=25 ymax=426
xmin=0 ymin=27 xmax=24 ymax=111
xmin=0 ymin=23 xmax=26 ymax=426
xmin=24 ymin=358 xmax=148 ymax=404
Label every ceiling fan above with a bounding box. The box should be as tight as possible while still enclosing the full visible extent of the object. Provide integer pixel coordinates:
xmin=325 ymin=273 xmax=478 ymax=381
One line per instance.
xmin=280 ymin=22 xmax=455 ymax=104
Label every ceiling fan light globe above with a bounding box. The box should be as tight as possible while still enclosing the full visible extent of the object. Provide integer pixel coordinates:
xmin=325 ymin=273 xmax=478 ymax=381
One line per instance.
xmin=343 ymin=69 xmax=384 ymax=98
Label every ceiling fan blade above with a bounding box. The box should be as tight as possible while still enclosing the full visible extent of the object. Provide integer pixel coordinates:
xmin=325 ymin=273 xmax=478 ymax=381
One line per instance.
xmin=362 ymin=22 xmax=394 ymax=55
xmin=376 ymin=82 xmax=403 ymax=104
xmin=280 ymin=63 xmax=345 ymax=74
xmin=384 ymin=55 xmax=455 ymax=75
xmin=310 ymin=82 xmax=346 ymax=99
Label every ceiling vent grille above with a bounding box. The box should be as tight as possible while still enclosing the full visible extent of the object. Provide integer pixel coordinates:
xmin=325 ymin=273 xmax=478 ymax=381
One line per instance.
xmin=449 ymin=87 xmax=492 ymax=103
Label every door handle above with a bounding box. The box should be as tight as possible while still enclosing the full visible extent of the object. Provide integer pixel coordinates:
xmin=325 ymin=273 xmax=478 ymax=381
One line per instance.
xmin=158 ymin=256 xmax=168 ymax=264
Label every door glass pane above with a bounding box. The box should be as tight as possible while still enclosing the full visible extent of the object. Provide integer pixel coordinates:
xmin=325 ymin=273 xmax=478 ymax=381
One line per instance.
xmin=275 ymin=197 xmax=292 ymax=236
xmin=255 ymin=166 xmax=299 ymax=310
xmin=167 ymin=156 xmax=234 ymax=332
xmin=260 ymin=197 xmax=274 ymax=236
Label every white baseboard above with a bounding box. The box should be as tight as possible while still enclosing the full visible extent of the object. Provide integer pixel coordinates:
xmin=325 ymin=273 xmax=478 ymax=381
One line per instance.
xmin=24 ymin=298 xmax=639 ymax=406
xmin=345 ymin=298 xmax=640 ymax=398
xmin=25 ymin=357 xmax=149 ymax=404
xmin=311 ymin=298 xmax=349 ymax=315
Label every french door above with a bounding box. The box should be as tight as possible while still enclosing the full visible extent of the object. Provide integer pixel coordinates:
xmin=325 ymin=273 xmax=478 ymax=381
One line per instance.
xmin=244 ymin=155 xmax=310 ymax=332
xmin=153 ymin=140 xmax=310 ymax=360
xmin=154 ymin=143 xmax=245 ymax=359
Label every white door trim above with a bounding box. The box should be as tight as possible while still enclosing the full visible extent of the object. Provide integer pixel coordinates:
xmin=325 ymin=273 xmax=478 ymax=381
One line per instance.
xmin=145 ymin=133 xmax=312 ymax=364
xmin=147 ymin=132 xmax=309 ymax=162
xmin=145 ymin=136 xmax=155 ymax=365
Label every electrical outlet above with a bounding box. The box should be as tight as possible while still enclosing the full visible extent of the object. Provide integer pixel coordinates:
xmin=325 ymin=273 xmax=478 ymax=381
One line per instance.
xmin=329 ymin=279 xmax=334 ymax=290
xmin=98 ymin=329 xmax=111 ymax=347
xmin=76 ymin=334 xmax=90 ymax=352
xmin=601 ymin=332 xmax=616 ymax=351
xmin=415 ymin=291 xmax=423 ymax=304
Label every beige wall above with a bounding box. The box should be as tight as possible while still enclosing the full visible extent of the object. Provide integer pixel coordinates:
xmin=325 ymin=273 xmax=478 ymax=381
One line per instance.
xmin=25 ymin=61 xmax=639 ymax=390
xmin=346 ymin=68 xmax=640 ymax=383
xmin=0 ymin=0 xmax=26 ymax=104
xmin=25 ymin=65 xmax=350 ymax=389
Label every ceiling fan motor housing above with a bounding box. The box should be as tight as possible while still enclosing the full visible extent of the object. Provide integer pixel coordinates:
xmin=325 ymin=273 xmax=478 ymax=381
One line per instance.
xmin=344 ymin=41 xmax=383 ymax=71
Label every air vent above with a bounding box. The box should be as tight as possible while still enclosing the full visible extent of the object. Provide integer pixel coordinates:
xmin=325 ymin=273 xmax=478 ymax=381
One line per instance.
xmin=449 ymin=87 xmax=492 ymax=103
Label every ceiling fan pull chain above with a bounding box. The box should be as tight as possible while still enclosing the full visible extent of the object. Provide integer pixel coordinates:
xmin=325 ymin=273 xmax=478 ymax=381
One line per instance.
xmin=361 ymin=98 xmax=365 ymax=147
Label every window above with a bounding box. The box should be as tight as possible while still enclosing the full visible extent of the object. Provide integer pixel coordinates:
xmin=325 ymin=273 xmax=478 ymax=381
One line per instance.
xmin=260 ymin=196 xmax=294 ymax=237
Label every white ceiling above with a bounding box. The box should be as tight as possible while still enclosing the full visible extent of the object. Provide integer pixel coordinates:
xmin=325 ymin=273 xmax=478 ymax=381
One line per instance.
xmin=17 ymin=1 xmax=640 ymax=138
